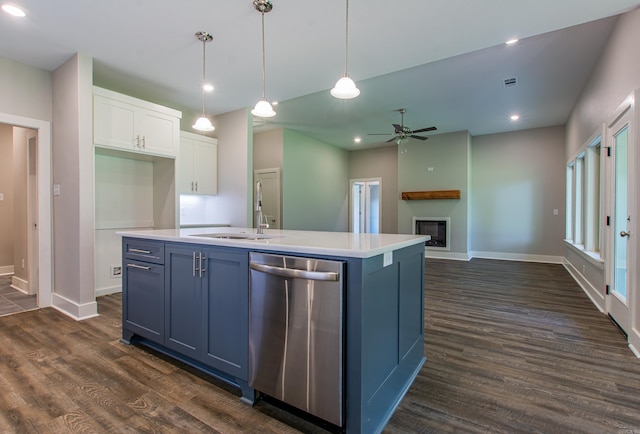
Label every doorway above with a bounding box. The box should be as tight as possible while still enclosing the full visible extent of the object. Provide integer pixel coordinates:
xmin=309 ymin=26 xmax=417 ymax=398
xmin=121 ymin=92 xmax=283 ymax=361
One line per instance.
xmin=0 ymin=113 xmax=52 ymax=308
xmin=605 ymin=101 xmax=635 ymax=335
xmin=349 ymin=178 xmax=381 ymax=233
xmin=254 ymin=168 xmax=281 ymax=229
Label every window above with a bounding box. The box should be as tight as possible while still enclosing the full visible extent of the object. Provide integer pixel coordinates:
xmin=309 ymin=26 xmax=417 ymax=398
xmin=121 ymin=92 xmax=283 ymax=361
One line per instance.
xmin=566 ymin=163 xmax=574 ymax=241
xmin=566 ymin=134 xmax=602 ymax=258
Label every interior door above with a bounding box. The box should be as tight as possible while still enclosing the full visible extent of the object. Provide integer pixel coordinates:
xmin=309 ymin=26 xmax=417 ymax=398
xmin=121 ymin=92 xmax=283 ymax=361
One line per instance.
xmin=28 ymin=134 xmax=39 ymax=296
xmin=254 ymin=168 xmax=281 ymax=229
xmin=349 ymin=178 xmax=381 ymax=233
xmin=606 ymin=106 xmax=634 ymax=334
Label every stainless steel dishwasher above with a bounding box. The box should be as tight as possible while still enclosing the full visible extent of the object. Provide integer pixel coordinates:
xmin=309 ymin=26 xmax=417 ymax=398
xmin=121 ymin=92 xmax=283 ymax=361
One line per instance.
xmin=248 ymin=252 xmax=344 ymax=427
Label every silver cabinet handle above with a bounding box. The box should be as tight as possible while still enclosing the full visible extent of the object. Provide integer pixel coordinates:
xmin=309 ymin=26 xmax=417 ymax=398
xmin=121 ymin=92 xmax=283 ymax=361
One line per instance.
xmin=199 ymin=254 xmax=206 ymax=277
xmin=129 ymin=248 xmax=152 ymax=254
xmin=195 ymin=181 xmax=198 ymax=192
xmin=620 ymin=231 xmax=630 ymax=238
xmin=135 ymin=135 xmax=140 ymax=148
xmin=127 ymin=263 xmax=151 ymax=270
xmin=249 ymin=262 xmax=339 ymax=281
xmin=191 ymin=181 xmax=195 ymax=192
xmin=193 ymin=252 xmax=198 ymax=277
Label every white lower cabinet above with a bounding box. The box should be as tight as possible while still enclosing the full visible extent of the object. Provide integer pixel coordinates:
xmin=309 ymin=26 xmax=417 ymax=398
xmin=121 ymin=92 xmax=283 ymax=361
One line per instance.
xmin=179 ymin=131 xmax=217 ymax=195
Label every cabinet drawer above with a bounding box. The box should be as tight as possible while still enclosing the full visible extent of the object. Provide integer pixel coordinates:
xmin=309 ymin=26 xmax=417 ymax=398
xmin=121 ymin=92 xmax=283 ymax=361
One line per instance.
xmin=123 ymin=238 xmax=164 ymax=264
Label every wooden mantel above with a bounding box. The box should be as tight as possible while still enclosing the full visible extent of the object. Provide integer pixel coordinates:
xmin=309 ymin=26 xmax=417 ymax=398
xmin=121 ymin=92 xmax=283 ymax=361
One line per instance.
xmin=401 ymin=190 xmax=461 ymax=200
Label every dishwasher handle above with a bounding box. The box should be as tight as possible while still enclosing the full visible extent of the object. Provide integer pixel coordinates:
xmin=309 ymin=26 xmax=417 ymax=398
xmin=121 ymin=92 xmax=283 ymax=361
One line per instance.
xmin=250 ymin=262 xmax=339 ymax=282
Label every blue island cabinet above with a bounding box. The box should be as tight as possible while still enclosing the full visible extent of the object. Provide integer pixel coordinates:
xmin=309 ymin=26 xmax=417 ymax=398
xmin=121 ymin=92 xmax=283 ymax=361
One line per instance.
xmin=121 ymin=238 xmax=254 ymax=403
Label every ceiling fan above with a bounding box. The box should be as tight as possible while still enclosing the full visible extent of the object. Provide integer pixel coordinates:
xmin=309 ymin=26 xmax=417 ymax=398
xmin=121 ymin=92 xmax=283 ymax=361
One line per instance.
xmin=368 ymin=108 xmax=437 ymax=143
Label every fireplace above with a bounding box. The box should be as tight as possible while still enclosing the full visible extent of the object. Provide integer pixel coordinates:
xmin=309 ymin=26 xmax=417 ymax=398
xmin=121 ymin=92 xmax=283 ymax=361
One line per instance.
xmin=412 ymin=217 xmax=450 ymax=250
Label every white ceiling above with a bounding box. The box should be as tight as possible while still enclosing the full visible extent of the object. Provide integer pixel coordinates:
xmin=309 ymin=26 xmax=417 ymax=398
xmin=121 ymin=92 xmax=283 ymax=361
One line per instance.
xmin=1 ymin=0 xmax=639 ymax=149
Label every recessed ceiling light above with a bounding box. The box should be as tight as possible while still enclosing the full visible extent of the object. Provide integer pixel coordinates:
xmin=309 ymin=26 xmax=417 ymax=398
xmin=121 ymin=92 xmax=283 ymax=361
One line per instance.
xmin=505 ymin=38 xmax=519 ymax=45
xmin=2 ymin=4 xmax=26 ymax=17
xmin=203 ymin=83 xmax=214 ymax=92
xmin=354 ymin=136 xmax=361 ymax=143
xmin=271 ymin=101 xmax=278 ymax=106
xmin=510 ymin=114 xmax=520 ymax=121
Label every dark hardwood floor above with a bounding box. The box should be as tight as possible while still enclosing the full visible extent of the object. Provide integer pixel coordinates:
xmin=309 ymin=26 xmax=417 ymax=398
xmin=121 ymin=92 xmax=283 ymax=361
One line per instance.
xmin=1 ymin=258 xmax=639 ymax=433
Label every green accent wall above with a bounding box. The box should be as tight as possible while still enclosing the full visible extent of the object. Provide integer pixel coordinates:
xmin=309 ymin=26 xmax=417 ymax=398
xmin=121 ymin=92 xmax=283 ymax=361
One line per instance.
xmin=283 ymin=129 xmax=349 ymax=231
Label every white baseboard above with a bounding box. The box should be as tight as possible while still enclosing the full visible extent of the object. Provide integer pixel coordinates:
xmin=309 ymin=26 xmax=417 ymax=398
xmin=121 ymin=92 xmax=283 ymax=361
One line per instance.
xmin=52 ymin=292 xmax=99 ymax=321
xmin=424 ymin=250 xmax=471 ymax=261
xmin=10 ymin=276 xmax=31 ymax=295
xmin=96 ymin=284 xmax=122 ymax=297
xmin=470 ymin=251 xmax=564 ymax=264
xmin=0 ymin=265 xmax=15 ymax=276
xmin=562 ymin=258 xmax=605 ymax=312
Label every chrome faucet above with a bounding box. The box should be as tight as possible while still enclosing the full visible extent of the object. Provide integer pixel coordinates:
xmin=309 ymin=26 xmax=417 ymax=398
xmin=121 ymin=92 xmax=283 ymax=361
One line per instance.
xmin=256 ymin=181 xmax=269 ymax=234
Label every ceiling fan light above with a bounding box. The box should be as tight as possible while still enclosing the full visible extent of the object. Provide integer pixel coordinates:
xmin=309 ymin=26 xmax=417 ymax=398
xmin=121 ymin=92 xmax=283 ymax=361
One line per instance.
xmin=331 ymin=75 xmax=360 ymax=99
xmin=251 ymin=98 xmax=276 ymax=118
xmin=192 ymin=116 xmax=215 ymax=131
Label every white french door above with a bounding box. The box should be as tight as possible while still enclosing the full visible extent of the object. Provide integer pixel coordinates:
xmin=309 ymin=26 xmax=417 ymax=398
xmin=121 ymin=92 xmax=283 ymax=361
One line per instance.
xmin=349 ymin=178 xmax=381 ymax=233
xmin=606 ymin=103 xmax=635 ymax=335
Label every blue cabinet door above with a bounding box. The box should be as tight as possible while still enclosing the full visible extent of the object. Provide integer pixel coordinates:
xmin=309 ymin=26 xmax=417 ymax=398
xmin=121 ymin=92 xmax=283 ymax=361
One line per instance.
xmin=201 ymin=247 xmax=249 ymax=379
xmin=165 ymin=244 xmax=202 ymax=359
xmin=122 ymin=259 xmax=164 ymax=343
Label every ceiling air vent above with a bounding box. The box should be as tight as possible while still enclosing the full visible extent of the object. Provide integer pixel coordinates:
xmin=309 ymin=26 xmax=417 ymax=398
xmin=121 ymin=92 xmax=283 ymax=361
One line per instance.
xmin=503 ymin=77 xmax=518 ymax=88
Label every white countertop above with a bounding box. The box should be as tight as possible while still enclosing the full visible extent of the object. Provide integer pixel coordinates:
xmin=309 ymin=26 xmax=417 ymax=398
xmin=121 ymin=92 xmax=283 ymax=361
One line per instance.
xmin=117 ymin=227 xmax=430 ymax=259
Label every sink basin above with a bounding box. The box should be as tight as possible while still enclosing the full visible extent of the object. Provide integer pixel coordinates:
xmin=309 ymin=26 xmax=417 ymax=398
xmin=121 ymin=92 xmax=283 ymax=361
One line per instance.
xmin=190 ymin=232 xmax=282 ymax=241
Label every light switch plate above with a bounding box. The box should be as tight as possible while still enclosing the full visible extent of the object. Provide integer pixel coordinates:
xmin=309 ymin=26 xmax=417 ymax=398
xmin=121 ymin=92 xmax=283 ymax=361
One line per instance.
xmin=383 ymin=251 xmax=393 ymax=267
xmin=0 ymin=193 xmax=4 ymax=201
xmin=53 ymin=184 xmax=60 ymax=196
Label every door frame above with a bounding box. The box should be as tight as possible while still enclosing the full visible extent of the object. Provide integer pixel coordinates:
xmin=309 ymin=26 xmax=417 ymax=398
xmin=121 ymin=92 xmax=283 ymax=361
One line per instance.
xmin=254 ymin=168 xmax=281 ymax=230
xmin=1 ymin=113 xmax=52 ymax=307
xmin=604 ymin=92 xmax=637 ymax=345
xmin=349 ymin=177 xmax=382 ymax=233
xmin=27 ymin=132 xmax=39 ymax=295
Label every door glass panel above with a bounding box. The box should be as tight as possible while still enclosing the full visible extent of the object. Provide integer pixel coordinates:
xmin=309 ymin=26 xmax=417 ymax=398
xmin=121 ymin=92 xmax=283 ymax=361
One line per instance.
xmin=613 ymin=126 xmax=628 ymax=301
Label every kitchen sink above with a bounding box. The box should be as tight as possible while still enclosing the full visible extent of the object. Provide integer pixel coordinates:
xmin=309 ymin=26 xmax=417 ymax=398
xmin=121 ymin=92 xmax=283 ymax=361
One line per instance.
xmin=190 ymin=232 xmax=283 ymax=241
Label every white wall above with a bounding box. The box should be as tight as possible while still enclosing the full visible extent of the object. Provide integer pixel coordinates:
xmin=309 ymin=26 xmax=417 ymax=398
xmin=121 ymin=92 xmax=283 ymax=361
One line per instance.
xmin=0 ymin=56 xmax=52 ymax=122
xmin=471 ymin=126 xmax=566 ymax=260
xmin=52 ymin=53 xmax=96 ymax=319
xmin=202 ymin=108 xmax=253 ymax=227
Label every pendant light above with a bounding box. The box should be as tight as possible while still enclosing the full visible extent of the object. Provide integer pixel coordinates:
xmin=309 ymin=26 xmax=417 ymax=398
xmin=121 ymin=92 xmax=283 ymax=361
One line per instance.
xmin=192 ymin=31 xmax=215 ymax=132
xmin=251 ymin=0 xmax=276 ymax=118
xmin=331 ymin=0 xmax=360 ymax=99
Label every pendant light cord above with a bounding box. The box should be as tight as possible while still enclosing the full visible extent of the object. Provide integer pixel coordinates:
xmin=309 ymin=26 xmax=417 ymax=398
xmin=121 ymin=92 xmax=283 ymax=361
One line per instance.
xmin=344 ymin=0 xmax=350 ymax=75
xmin=201 ymin=37 xmax=207 ymax=115
xmin=260 ymin=11 xmax=267 ymax=98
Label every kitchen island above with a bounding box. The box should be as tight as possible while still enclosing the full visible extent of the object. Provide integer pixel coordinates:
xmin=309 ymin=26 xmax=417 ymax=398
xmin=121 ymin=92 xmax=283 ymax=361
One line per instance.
xmin=118 ymin=227 xmax=428 ymax=434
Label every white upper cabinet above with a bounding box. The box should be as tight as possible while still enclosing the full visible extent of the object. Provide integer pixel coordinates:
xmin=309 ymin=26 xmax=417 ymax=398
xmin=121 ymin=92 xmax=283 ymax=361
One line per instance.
xmin=179 ymin=131 xmax=218 ymax=195
xmin=93 ymin=87 xmax=181 ymax=158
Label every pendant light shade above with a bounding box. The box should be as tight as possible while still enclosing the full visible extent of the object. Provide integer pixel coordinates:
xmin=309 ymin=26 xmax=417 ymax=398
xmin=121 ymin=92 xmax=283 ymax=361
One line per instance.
xmin=331 ymin=0 xmax=359 ymax=99
xmin=251 ymin=0 xmax=276 ymax=118
xmin=193 ymin=31 xmax=215 ymax=132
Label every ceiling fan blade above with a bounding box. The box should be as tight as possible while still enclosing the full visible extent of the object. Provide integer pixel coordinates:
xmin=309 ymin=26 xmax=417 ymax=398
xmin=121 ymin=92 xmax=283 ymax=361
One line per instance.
xmin=392 ymin=123 xmax=403 ymax=132
xmin=411 ymin=126 xmax=437 ymax=134
xmin=410 ymin=135 xmax=428 ymax=140
xmin=386 ymin=136 xmax=398 ymax=143
xmin=367 ymin=133 xmax=392 ymax=136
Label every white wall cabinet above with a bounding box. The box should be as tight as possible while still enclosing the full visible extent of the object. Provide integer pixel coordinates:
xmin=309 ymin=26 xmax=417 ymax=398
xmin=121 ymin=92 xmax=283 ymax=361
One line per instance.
xmin=179 ymin=131 xmax=218 ymax=195
xmin=93 ymin=87 xmax=181 ymax=158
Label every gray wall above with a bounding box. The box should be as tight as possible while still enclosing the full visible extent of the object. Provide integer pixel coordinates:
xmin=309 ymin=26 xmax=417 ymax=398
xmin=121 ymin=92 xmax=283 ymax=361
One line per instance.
xmin=283 ymin=129 xmax=349 ymax=231
xmin=254 ymin=129 xmax=284 ymax=171
xmin=348 ymin=145 xmax=398 ymax=234
xmin=564 ymin=7 xmax=640 ymax=331
xmin=471 ymin=126 xmax=566 ymax=257
xmin=52 ymin=53 xmax=96 ymax=312
xmin=398 ymin=131 xmax=471 ymax=254
xmin=0 ymin=56 xmax=52 ymax=122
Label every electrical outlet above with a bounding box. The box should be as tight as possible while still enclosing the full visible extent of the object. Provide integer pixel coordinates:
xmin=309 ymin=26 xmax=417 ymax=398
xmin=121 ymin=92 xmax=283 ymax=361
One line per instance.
xmin=582 ymin=264 xmax=586 ymax=274
xmin=21 ymin=259 xmax=25 ymax=269
xmin=110 ymin=265 xmax=122 ymax=278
